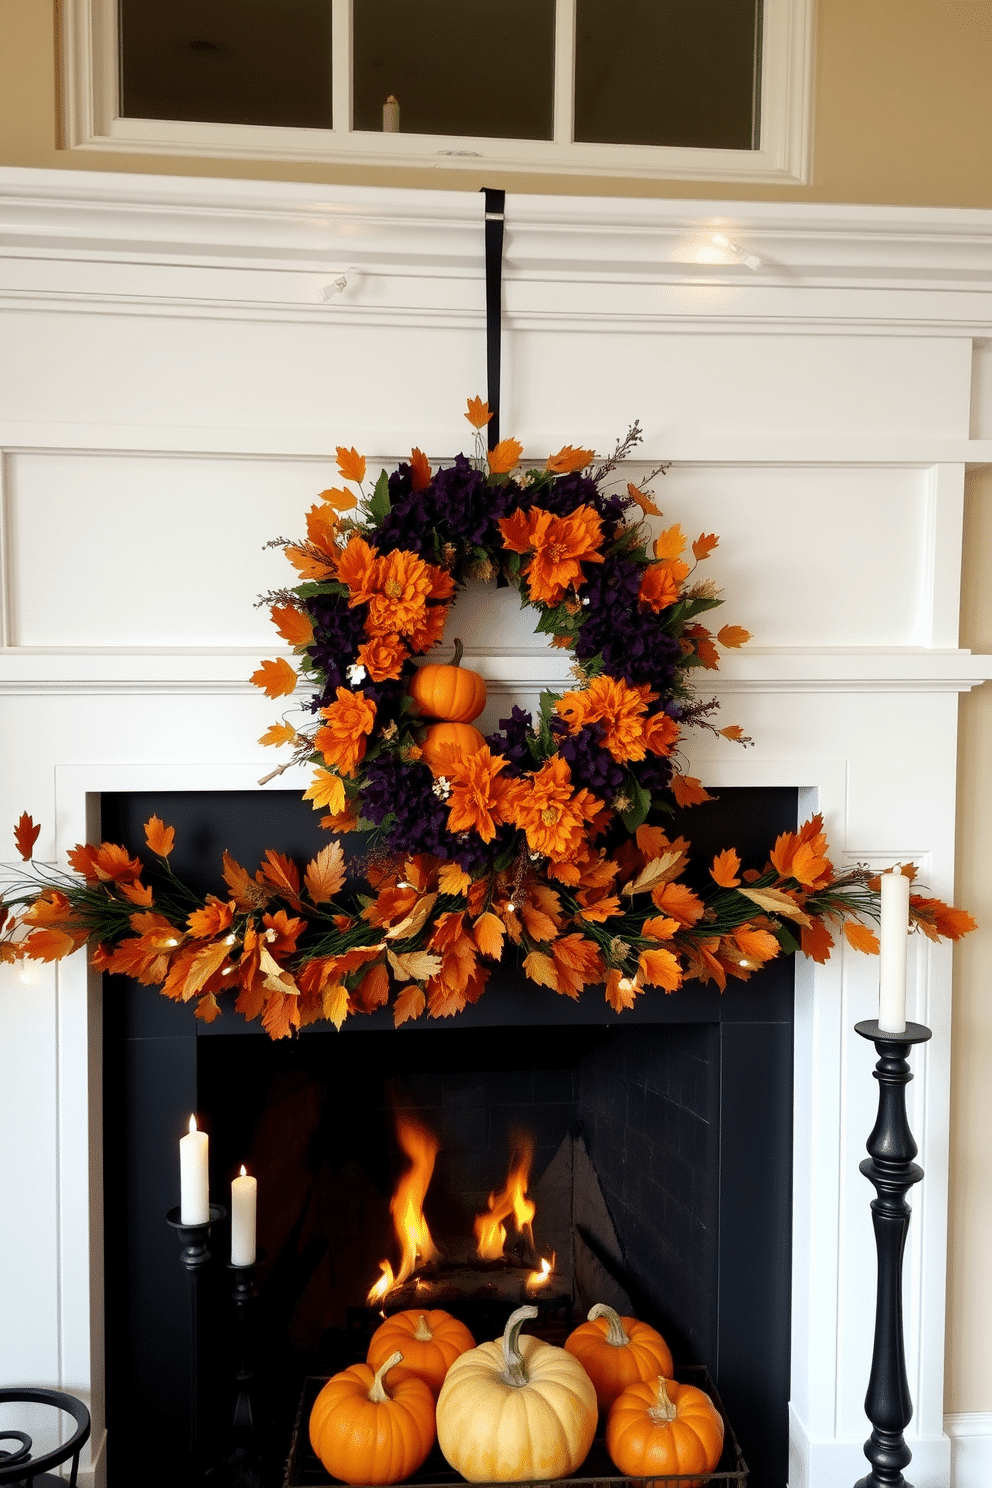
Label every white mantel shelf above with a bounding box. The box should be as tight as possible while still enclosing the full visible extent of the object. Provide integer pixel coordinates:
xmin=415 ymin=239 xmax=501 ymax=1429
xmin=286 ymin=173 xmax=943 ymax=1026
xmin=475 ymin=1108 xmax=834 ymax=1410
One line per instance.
xmin=3 ymin=169 xmax=992 ymax=1488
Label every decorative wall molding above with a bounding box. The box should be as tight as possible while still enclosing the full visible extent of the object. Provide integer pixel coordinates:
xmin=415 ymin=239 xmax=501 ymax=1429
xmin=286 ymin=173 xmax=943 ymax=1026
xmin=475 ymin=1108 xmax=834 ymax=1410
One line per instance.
xmin=3 ymin=171 xmax=992 ymax=1487
xmin=946 ymin=1414 xmax=992 ymax=1488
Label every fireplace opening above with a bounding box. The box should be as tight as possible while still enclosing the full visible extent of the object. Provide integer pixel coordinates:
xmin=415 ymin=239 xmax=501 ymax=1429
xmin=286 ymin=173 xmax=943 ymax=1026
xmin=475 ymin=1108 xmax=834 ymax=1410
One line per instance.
xmin=100 ymin=788 xmax=796 ymax=1488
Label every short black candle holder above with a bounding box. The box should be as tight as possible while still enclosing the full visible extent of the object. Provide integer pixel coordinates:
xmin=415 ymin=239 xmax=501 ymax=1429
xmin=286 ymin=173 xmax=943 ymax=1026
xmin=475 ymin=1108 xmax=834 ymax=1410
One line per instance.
xmin=167 ymin=1203 xmax=226 ymax=1473
xmin=853 ymin=1019 xmax=932 ymax=1488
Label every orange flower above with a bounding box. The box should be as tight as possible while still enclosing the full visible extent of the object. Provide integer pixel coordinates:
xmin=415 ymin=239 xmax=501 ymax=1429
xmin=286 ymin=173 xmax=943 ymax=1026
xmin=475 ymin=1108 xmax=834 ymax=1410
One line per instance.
xmin=445 ymin=746 xmax=514 ymax=844
xmin=502 ymin=757 xmax=604 ymax=862
xmin=336 ymin=536 xmax=454 ymax=639
xmin=555 ymin=674 xmax=676 ymax=764
xmin=314 ymin=688 xmax=377 ymax=777
xmin=357 ymin=632 xmax=408 ymax=682
xmin=639 ymin=563 xmax=688 ymax=612
xmin=498 ymin=504 xmax=604 ymax=606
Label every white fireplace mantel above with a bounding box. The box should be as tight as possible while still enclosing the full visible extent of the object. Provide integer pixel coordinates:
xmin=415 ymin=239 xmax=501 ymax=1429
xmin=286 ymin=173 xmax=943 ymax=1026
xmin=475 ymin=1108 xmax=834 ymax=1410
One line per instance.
xmin=2 ymin=167 xmax=992 ymax=1487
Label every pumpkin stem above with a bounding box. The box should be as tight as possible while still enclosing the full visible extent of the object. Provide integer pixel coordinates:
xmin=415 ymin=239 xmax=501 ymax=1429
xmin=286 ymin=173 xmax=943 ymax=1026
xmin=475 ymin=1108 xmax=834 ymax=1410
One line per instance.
xmin=451 ymin=637 xmax=464 ymax=668
xmin=588 ymin=1302 xmax=631 ymax=1349
xmin=368 ymin=1349 xmax=404 ymax=1403
xmin=413 ymin=1314 xmax=434 ymax=1342
xmin=500 ymin=1304 xmax=538 ymax=1388
xmin=646 ymin=1376 xmax=679 ymax=1425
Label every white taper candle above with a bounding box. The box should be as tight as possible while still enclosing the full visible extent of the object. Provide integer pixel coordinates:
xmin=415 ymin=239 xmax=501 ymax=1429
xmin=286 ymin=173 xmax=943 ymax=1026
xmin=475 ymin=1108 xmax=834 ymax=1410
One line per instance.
xmin=878 ymin=866 xmax=910 ymax=1034
xmin=179 ymin=1114 xmax=209 ymax=1225
xmin=231 ymin=1165 xmax=257 ymax=1266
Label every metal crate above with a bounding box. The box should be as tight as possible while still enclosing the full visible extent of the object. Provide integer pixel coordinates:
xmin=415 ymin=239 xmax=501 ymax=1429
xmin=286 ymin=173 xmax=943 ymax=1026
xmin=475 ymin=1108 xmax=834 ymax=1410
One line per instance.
xmin=284 ymin=1366 xmax=747 ymax=1488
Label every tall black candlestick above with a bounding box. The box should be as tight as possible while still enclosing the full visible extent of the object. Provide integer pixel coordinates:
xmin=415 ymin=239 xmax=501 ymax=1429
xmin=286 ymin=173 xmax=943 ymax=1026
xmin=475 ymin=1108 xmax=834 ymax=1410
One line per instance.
xmin=167 ymin=1203 xmax=226 ymax=1472
xmin=853 ymin=1019 xmax=931 ymax=1488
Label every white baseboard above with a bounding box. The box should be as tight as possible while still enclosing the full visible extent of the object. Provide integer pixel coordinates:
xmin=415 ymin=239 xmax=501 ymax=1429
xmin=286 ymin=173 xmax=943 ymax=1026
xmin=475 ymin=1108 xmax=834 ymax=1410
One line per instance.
xmin=946 ymin=1414 xmax=992 ymax=1488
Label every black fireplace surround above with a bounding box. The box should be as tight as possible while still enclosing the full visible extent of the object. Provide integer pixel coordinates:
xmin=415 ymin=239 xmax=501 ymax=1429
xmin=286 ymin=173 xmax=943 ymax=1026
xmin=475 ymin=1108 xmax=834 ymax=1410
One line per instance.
xmin=101 ymin=788 xmax=795 ymax=1488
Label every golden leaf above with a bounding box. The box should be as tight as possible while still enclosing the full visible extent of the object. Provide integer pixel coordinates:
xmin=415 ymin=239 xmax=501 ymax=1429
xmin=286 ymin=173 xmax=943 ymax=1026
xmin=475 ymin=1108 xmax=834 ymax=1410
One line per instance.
xmin=622 ymin=851 xmax=684 ymax=897
xmin=719 ymin=725 xmax=747 ymax=743
xmin=304 ymin=842 xmax=347 ymax=904
xmin=303 ymin=769 xmax=346 ymax=816
xmin=739 ymin=886 xmax=811 ymax=926
xmin=605 ymin=969 xmax=640 ymax=1012
xmin=336 ymin=445 xmax=366 ymax=484
xmin=270 ymin=605 xmax=314 ymax=647
xmin=257 ymin=943 xmax=299 ymax=994
xmin=194 ymin=993 xmax=222 ymax=1024
xmin=473 ymin=911 xmax=505 ymax=960
xmin=465 ymin=395 xmax=493 ymax=429
xmin=14 ymin=812 xmax=40 ymax=862
xmin=522 ymin=950 xmax=559 ymax=991
xmin=186 ymin=896 xmax=235 ymax=938
xmin=642 ymin=915 xmax=679 ymax=941
xmin=259 ymin=721 xmax=297 ymax=748
xmin=438 ymin=862 xmax=472 ymax=897
xmin=144 ymin=815 xmax=175 ymax=858
xmin=322 ymin=983 xmax=351 ymax=1030
xmin=385 ymin=891 xmax=439 ymax=941
xmin=670 ymin=774 xmax=714 ymax=808
xmin=250 ymin=657 xmax=298 ymax=698
xmin=387 ymin=949 xmax=443 ymax=982
xmin=652 ymin=523 xmax=687 ymax=562
xmin=638 ymin=946 xmax=682 ymax=991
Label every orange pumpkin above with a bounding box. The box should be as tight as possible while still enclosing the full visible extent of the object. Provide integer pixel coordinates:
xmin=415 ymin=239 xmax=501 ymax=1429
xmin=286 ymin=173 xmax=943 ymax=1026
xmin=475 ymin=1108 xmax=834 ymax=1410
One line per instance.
xmin=606 ymin=1375 xmax=725 ymax=1484
xmin=564 ymin=1303 xmax=674 ymax=1412
xmin=368 ymin=1309 xmax=475 ymax=1400
xmin=308 ymin=1350 xmax=436 ymax=1485
xmin=409 ymin=638 xmax=486 ymax=723
xmin=420 ymin=722 xmax=487 ymax=775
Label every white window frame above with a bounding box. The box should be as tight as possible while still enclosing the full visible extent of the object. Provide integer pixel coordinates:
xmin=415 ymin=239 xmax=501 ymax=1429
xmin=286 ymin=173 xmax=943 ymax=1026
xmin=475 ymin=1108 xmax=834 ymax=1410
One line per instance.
xmin=60 ymin=0 xmax=814 ymax=184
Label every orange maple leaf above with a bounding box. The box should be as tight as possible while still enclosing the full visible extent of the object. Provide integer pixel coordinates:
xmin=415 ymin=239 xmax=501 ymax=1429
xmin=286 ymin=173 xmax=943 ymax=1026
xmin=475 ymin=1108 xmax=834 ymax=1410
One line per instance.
xmin=256 ymin=849 xmax=301 ymax=899
xmin=626 ymin=482 xmax=662 ymax=517
xmin=354 ymin=962 xmax=390 ymax=1011
xmin=522 ymin=950 xmax=559 ymax=991
xmin=488 ymin=438 xmax=523 ymax=474
xmin=317 ymin=485 xmax=358 ymax=510
xmin=120 ymin=880 xmax=155 ymax=907
xmin=605 ymin=969 xmax=640 ymax=1012
xmin=718 ymin=625 xmax=751 ymax=649
xmin=638 ymin=946 xmax=682 ymax=992
xmin=304 ymin=842 xmax=346 ymax=904
xmin=270 ymin=605 xmax=314 ymax=647
xmin=23 ymin=926 xmax=80 ymax=962
xmin=259 ymin=721 xmax=297 ymax=748
xmin=336 ymin=446 xmax=366 ymax=484
xmin=186 ymin=896 xmax=234 ymax=939
xmin=303 ymin=768 xmax=346 ymax=816
xmin=670 ymin=774 xmax=714 ymax=808
xmin=800 ymin=918 xmax=835 ymax=963
xmin=710 ymin=848 xmax=742 ymax=888
xmin=14 ymin=812 xmax=41 ymax=862
xmin=409 ymin=447 xmax=432 ymax=492
xmin=250 ymin=658 xmax=298 ymax=698
xmin=551 ymin=935 xmax=605 ymax=999
xmin=222 ymin=851 xmax=268 ymax=911
xmin=547 ymin=445 xmax=595 ymax=474
xmin=473 ymin=911 xmax=505 ymax=960
xmin=692 ymin=533 xmax=719 ymax=560
xmin=438 ymin=862 xmax=472 ymax=896
xmin=465 ymin=395 xmax=493 ymax=429
xmin=652 ymin=524 xmax=687 ymax=562
xmin=144 ymin=815 xmax=175 ymax=858
xmin=651 ymin=881 xmax=706 ymax=926
xmin=262 ymin=990 xmax=301 ymax=1041
xmin=719 ymin=725 xmax=747 ymax=742
xmin=844 ymin=920 xmax=880 ymax=955
xmin=393 ymin=984 xmax=427 ymax=1027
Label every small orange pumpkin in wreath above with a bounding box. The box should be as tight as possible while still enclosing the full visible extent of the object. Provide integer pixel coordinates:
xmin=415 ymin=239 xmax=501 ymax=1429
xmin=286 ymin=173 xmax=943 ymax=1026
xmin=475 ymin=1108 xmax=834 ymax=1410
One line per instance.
xmin=606 ymin=1375 xmax=725 ymax=1485
xmin=408 ymin=637 xmax=487 ymax=724
xmin=367 ymin=1308 xmax=475 ymax=1400
xmin=564 ymin=1303 xmax=674 ymax=1412
xmin=308 ymin=1350 xmax=436 ymax=1485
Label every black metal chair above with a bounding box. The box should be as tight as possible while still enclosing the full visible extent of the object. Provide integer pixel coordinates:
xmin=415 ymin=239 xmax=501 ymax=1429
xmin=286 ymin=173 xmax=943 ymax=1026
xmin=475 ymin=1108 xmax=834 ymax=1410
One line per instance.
xmin=0 ymin=1389 xmax=91 ymax=1487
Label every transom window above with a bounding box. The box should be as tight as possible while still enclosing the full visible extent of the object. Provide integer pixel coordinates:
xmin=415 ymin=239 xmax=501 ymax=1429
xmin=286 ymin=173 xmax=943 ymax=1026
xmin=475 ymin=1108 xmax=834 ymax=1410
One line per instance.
xmin=61 ymin=0 xmax=813 ymax=183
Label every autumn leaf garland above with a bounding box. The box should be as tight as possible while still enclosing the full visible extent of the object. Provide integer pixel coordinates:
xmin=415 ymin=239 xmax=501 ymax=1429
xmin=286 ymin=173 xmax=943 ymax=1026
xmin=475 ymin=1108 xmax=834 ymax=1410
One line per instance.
xmin=1 ymin=399 xmax=977 ymax=1033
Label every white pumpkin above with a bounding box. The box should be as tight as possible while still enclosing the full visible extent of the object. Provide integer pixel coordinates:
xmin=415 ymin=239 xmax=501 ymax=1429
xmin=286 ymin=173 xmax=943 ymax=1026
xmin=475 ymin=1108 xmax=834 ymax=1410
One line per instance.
xmin=436 ymin=1305 xmax=597 ymax=1482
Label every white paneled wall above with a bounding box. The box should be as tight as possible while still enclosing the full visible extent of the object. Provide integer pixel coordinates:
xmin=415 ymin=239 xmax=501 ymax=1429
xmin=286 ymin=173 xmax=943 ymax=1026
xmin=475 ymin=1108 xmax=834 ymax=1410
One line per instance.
xmin=2 ymin=169 xmax=992 ymax=1487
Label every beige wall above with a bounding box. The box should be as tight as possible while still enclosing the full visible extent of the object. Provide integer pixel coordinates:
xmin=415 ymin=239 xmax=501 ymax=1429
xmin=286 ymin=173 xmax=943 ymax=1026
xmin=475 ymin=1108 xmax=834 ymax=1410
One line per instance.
xmin=2 ymin=0 xmax=991 ymax=1417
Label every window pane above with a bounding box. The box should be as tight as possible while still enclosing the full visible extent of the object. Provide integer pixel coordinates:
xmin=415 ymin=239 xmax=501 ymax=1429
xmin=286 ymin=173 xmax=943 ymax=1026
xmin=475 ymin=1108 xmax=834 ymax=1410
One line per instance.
xmin=574 ymin=0 xmax=760 ymax=150
xmin=119 ymin=0 xmax=333 ymax=129
xmin=353 ymin=0 xmax=554 ymax=140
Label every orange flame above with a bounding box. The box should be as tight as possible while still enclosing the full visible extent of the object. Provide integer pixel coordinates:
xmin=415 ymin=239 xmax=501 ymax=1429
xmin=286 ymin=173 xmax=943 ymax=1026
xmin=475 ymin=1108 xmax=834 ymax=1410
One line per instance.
xmin=526 ymin=1253 xmax=555 ymax=1292
xmin=474 ymin=1135 xmax=536 ymax=1260
xmin=367 ymin=1115 xmax=440 ymax=1303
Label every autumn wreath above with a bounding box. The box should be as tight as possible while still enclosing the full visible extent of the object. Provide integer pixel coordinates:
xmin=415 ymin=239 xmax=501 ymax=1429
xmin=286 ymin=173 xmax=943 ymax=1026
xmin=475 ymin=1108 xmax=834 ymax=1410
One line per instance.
xmin=1 ymin=399 xmax=976 ymax=1035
